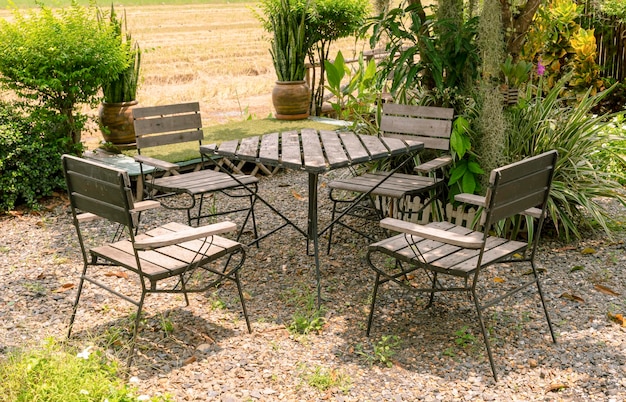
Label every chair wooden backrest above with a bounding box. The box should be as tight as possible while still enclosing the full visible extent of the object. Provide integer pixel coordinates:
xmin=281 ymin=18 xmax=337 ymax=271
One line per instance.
xmin=62 ymin=154 xmax=136 ymax=229
xmin=379 ymin=103 xmax=455 ymax=151
xmin=133 ymin=102 xmax=203 ymax=152
xmin=483 ymin=150 xmax=557 ymax=227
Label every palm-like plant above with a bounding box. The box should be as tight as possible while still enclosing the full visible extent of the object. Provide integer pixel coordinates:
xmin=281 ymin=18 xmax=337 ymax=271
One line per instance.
xmin=505 ymin=77 xmax=626 ymax=240
xmin=265 ymin=0 xmax=309 ymax=82
xmin=100 ymin=5 xmax=141 ymax=103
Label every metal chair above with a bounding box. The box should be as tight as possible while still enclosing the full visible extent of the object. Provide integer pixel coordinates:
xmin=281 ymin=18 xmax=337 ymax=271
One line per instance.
xmin=63 ymin=154 xmax=251 ymax=367
xmin=327 ymin=103 xmax=454 ymax=252
xmin=365 ymin=150 xmax=558 ymax=381
xmin=133 ymin=102 xmax=258 ymax=241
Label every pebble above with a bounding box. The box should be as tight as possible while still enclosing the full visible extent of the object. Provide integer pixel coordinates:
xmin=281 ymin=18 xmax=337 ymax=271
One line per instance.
xmin=1 ymin=169 xmax=625 ymax=401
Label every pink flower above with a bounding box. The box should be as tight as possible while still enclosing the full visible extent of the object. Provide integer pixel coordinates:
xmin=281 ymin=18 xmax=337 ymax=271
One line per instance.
xmin=537 ymin=58 xmax=545 ymax=76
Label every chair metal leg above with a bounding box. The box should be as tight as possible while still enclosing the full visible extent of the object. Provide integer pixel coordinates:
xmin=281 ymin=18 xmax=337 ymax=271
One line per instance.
xmin=234 ymin=270 xmax=252 ymax=333
xmin=179 ymin=274 xmax=191 ymax=307
xmin=366 ymin=272 xmax=382 ymax=336
xmin=127 ymin=291 xmax=147 ymax=369
xmin=427 ymin=272 xmax=438 ymax=308
xmin=472 ymin=287 xmax=498 ymax=381
xmin=68 ymin=264 xmax=88 ymax=338
xmin=326 ymin=198 xmax=339 ymax=255
xmin=533 ymin=262 xmax=557 ymax=343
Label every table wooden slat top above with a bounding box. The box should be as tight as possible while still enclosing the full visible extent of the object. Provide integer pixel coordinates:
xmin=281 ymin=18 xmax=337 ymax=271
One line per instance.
xmin=237 ymin=136 xmax=261 ymax=158
xmin=319 ymin=130 xmax=349 ymax=168
xmin=200 ymin=129 xmax=423 ymax=174
xmin=280 ymin=130 xmax=302 ymax=169
xmin=300 ymin=128 xmax=326 ymax=170
xmin=338 ymin=132 xmax=370 ymax=164
xmin=259 ymin=132 xmax=279 ymax=164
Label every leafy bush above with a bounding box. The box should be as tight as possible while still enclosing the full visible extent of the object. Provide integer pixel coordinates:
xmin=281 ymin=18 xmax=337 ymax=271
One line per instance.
xmin=364 ymin=3 xmax=479 ymax=107
xmin=505 ymin=78 xmax=626 ymax=240
xmin=0 ymin=2 xmax=128 ymax=145
xmin=0 ymin=103 xmax=73 ymax=212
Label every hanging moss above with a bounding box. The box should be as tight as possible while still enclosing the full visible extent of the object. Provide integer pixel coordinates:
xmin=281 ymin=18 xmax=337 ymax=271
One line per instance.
xmin=476 ymin=0 xmax=508 ymax=186
xmin=477 ymin=84 xmax=508 ymax=177
xmin=477 ymin=0 xmax=504 ymax=81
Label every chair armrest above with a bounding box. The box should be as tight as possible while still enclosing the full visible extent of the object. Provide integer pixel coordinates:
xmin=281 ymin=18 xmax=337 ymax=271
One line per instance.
xmin=414 ymin=155 xmax=452 ymax=174
xmin=380 ymin=217 xmax=484 ymax=249
xmin=134 ymin=221 xmax=237 ymax=250
xmin=77 ymin=200 xmax=161 ymax=223
xmin=454 ymin=193 xmax=544 ymax=218
xmin=455 ymin=193 xmax=486 ymax=207
xmin=133 ymin=155 xmax=180 ymax=172
xmin=521 ymin=207 xmax=545 ymax=219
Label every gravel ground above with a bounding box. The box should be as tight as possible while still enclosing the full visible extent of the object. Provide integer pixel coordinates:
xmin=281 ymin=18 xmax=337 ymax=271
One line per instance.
xmin=1 ymin=168 xmax=626 ymax=401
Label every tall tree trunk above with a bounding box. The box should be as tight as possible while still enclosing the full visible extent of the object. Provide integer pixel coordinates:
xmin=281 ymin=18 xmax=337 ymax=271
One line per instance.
xmin=501 ymin=0 xmax=543 ymax=60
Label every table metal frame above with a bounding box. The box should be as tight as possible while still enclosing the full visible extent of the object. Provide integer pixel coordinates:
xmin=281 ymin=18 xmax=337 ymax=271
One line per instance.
xmin=200 ymin=129 xmax=423 ymax=307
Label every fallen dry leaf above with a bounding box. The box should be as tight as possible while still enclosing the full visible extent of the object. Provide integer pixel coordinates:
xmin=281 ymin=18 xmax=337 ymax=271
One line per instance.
xmin=553 ymin=245 xmax=576 ymax=252
xmin=580 ymin=247 xmax=596 ymax=255
xmin=608 ymin=312 xmax=626 ymax=327
xmin=493 ymin=277 xmax=506 ymax=283
xmin=105 ymin=271 xmax=129 ymax=279
xmin=593 ymin=284 xmax=621 ymax=296
xmin=546 ymin=383 xmax=569 ymax=393
xmin=291 ymin=189 xmax=305 ymax=201
xmin=183 ymin=355 xmax=197 ymax=366
xmin=608 ymin=312 xmax=625 ymax=325
xmin=559 ymin=292 xmax=584 ymax=303
xmin=53 ymin=283 xmax=75 ymax=293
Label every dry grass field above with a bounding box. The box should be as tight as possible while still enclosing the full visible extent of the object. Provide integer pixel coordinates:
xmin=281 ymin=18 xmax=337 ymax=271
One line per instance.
xmin=125 ymin=3 xmax=277 ymax=123
xmin=0 ymin=3 xmax=367 ymax=148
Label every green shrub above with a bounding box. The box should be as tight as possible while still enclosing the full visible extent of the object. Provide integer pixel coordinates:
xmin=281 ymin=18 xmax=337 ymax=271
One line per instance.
xmin=0 ymin=2 xmax=128 ymax=145
xmin=0 ymin=103 xmax=73 ymax=212
xmin=505 ymin=78 xmax=626 ymax=240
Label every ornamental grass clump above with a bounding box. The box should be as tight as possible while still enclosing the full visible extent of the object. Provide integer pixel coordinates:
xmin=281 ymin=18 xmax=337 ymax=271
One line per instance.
xmin=505 ymin=77 xmax=626 ymax=240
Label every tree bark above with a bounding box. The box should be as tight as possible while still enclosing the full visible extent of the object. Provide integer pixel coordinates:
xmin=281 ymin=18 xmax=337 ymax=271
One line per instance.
xmin=501 ymin=0 xmax=543 ymax=60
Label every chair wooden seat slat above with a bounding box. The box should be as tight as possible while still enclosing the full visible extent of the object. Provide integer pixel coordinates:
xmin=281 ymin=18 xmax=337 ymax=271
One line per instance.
xmin=63 ymin=154 xmax=251 ymax=367
xmin=133 ymin=102 xmax=258 ymax=239
xmin=365 ymin=150 xmax=558 ymax=381
xmin=327 ymin=104 xmax=455 ymax=251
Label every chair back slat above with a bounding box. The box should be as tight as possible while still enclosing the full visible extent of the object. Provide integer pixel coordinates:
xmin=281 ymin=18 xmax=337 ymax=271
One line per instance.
xmin=380 ymin=103 xmax=454 ymax=151
xmin=62 ymin=155 xmax=135 ymax=227
xmin=485 ymin=151 xmax=557 ymax=223
xmin=133 ymin=102 xmax=203 ymax=150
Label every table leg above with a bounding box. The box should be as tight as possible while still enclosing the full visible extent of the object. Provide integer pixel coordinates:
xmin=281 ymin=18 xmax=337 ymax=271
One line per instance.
xmin=307 ymin=172 xmax=322 ymax=309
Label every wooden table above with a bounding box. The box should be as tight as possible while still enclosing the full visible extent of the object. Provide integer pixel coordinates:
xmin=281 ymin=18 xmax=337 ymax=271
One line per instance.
xmin=200 ymin=129 xmax=423 ymax=306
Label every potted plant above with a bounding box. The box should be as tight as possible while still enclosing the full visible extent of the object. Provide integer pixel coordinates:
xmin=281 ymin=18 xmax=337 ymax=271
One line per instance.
xmin=98 ymin=5 xmax=141 ymax=147
xmin=499 ymin=56 xmax=531 ymax=105
xmin=260 ymin=0 xmax=311 ymax=120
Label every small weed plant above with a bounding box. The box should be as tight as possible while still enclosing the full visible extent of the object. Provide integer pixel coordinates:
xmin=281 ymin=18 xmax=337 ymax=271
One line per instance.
xmin=0 ymin=337 xmax=172 ymax=401
xmin=356 ymin=335 xmax=401 ymax=368
xmin=298 ymin=363 xmax=352 ymax=393
xmin=454 ymin=326 xmax=477 ymax=347
xmin=284 ymin=287 xmax=326 ymax=335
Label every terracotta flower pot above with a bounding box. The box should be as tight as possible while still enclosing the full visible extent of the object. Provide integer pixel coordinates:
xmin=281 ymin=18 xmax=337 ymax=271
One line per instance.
xmin=98 ymin=100 xmax=139 ymax=147
xmin=272 ymin=80 xmax=310 ymax=120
